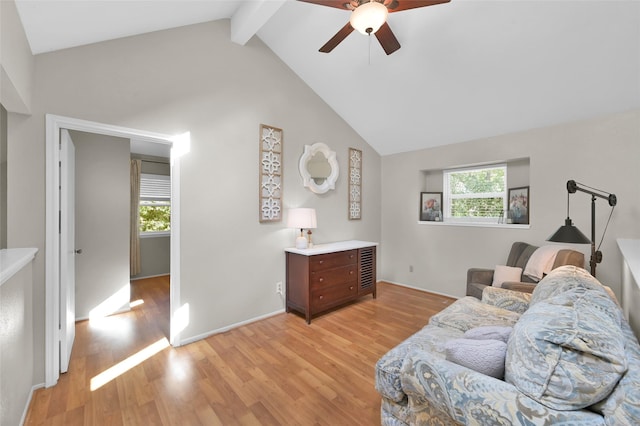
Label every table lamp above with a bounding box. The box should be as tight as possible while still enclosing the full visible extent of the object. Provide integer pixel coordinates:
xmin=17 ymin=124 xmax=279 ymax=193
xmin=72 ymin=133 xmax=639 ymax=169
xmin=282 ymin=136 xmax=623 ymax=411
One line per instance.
xmin=287 ymin=208 xmax=317 ymax=249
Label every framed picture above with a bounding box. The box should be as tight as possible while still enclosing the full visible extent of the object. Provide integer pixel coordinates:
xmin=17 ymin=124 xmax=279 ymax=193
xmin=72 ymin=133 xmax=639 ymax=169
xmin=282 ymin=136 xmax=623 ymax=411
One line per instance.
xmin=508 ymin=186 xmax=529 ymax=224
xmin=420 ymin=192 xmax=443 ymax=222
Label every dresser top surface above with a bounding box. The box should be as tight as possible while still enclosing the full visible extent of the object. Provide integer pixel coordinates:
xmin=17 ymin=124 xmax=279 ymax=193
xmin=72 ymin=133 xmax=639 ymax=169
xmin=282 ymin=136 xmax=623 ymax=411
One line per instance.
xmin=285 ymin=240 xmax=378 ymax=256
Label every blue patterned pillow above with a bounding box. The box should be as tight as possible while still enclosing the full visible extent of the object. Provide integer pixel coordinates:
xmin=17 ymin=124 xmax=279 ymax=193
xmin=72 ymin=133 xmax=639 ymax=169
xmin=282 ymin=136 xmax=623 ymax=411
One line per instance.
xmin=506 ymin=287 xmax=627 ymax=410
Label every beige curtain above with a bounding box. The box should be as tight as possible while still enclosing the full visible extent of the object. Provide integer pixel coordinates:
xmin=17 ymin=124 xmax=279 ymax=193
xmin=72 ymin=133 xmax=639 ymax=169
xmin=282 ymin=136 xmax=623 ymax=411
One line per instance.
xmin=130 ymin=159 xmax=141 ymax=276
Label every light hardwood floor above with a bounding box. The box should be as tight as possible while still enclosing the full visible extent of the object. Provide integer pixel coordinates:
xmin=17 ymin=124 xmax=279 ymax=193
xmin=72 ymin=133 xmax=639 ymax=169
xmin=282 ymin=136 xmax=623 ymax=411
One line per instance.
xmin=25 ymin=277 xmax=455 ymax=425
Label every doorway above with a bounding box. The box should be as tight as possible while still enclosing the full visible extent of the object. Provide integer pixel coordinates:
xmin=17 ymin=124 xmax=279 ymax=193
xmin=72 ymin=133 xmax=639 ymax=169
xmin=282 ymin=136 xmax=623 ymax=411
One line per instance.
xmin=45 ymin=114 xmax=187 ymax=387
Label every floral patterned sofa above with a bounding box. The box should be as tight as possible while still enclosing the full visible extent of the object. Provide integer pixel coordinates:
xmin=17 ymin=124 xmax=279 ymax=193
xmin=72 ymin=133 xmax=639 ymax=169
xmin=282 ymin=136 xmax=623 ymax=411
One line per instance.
xmin=375 ymin=266 xmax=640 ymax=425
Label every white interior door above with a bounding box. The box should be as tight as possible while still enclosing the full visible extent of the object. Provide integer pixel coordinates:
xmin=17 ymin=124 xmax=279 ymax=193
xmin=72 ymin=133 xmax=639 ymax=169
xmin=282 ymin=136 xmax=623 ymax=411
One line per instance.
xmin=60 ymin=129 xmax=76 ymax=373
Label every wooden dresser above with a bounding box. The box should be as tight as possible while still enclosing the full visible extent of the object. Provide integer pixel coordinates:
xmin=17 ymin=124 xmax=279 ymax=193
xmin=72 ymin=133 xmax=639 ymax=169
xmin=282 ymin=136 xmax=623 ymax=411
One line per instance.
xmin=285 ymin=240 xmax=377 ymax=324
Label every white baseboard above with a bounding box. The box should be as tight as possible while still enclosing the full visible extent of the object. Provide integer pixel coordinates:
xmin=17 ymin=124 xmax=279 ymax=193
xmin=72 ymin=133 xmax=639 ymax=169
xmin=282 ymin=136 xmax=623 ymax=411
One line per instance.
xmin=381 ymin=279 xmax=460 ymax=300
xmin=178 ymin=309 xmax=286 ymax=346
xmin=74 ymin=305 xmax=131 ymax=322
xmin=20 ymin=383 xmax=44 ymax=426
xmin=130 ymin=273 xmax=170 ymax=281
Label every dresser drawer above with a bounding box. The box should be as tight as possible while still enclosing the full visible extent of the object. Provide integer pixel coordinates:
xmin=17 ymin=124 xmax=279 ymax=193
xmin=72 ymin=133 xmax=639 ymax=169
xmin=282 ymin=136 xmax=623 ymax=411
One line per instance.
xmin=310 ymin=282 xmax=358 ymax=310
xmin=309 ymin=250 xmax=357 ymax=272
xmin=310 ymin=265 xmax=357 ymax=289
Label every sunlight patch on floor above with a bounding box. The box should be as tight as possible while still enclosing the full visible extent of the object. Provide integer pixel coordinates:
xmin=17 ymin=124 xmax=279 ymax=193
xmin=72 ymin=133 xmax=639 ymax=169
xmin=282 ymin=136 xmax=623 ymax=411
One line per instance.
xmin=130 ymin=299 xmax=144 ymax=308
xmin=90 ymin=337 xmax=170 ymax=391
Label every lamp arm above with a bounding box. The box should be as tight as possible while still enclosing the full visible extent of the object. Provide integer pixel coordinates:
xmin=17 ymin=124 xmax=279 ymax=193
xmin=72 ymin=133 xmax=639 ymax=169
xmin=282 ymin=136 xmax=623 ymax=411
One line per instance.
xmin=565 ymin=180 xmax=617 ymax=278
xmin=567 ymin=180 xmax=617 ymax=206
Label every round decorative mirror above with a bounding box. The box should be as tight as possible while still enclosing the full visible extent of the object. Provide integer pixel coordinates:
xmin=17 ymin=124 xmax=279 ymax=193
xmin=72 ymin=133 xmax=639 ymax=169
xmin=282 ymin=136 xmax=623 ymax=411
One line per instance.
xmin=299 ymin=143 xmax=339 ymax=194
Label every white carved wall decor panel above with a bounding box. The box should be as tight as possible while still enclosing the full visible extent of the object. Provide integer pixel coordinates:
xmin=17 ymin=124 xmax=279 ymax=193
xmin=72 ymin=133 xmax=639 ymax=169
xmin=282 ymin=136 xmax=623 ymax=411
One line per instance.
xmin=259 ymin=124 xmax=283 ymax=222
xmin=349 ymin=147 xmax=362 ymax=220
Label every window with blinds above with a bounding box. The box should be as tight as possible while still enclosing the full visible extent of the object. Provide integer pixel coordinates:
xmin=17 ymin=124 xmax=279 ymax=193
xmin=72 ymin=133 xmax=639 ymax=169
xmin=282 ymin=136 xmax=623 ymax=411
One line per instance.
xmin=139 ymin=173 xmax=170 ymax=234
xmin=443 ymin=164 xmax=507 ymax=223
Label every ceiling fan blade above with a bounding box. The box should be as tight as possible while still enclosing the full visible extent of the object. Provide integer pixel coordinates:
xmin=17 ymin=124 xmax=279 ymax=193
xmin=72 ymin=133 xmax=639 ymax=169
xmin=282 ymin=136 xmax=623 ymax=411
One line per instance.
xmin=385 ymin=0 xmax=450 ymax=13
xmin=319 ymin=22 xmax=355 ymax=53
xmin=375 ymin=22 xmax=401 ymax=55
xmin=298 ymin=0 xmax=356 ymax=11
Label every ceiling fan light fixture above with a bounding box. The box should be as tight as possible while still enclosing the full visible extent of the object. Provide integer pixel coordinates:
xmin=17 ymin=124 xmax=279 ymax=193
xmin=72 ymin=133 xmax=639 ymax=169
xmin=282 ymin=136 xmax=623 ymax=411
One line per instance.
xmin=349 ymin=1 xmax=388 ymax=35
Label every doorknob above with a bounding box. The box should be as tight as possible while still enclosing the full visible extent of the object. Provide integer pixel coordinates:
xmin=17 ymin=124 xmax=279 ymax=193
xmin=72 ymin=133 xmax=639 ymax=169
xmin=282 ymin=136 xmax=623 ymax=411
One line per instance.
xmin=75 ymin=249 xmax=83 ymax=254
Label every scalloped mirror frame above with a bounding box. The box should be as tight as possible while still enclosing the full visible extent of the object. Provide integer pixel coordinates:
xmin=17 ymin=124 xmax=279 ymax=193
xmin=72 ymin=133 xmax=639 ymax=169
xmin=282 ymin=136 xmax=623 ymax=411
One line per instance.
xmin=299 ymin=143 xmax=339 ymax=194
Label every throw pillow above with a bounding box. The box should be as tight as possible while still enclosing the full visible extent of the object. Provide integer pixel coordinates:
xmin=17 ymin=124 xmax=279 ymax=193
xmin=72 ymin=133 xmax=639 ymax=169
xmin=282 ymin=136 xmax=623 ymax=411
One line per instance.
xmin=445 ymin=338 xmax=507 ymax=379
xmin=491 ymin=265 xmax=522 ymax=287
xmin=505 ymin=287 xmax=627 ymax=410
xmin=464 ymin=325 xmax=513 ymax=343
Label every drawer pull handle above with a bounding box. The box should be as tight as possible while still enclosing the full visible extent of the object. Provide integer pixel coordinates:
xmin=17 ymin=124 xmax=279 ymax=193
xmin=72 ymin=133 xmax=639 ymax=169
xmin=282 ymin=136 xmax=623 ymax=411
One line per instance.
xmin=319 ymin=260 xmax=324 ymax=264
xmin=350 ymin=255 xmax=354 ymax=259
xmin=350 ymin=286 xmax=354 ymax=290
xmin=349 ymin=271 xmax=354 ymax=275
xmin=319 ymin=278 xmax=324 ymax=282
xmin=319 ymin=295 xmax=323 ymax=300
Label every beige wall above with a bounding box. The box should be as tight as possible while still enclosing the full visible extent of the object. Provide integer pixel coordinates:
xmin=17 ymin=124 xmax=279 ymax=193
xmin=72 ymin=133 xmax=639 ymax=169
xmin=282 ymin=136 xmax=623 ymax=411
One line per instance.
xmin=381 ymin=109 xmax=640 ymax=299
xmin=7 ymin=19 xmax=381 ymax=382
xmin=0 ymin=0 xmax=34 ymax=113
xmin=1 ymin=104 xmax=6 ymax=248
xmin=0 ymin=258 xmax=35 ymax=426
xmin=72 ymin=131 xmax=130 ymax=320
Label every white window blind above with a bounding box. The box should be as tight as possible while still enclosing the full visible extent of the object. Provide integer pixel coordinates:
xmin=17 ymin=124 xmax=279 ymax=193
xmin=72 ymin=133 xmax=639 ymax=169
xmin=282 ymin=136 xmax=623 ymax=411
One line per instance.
xmin=140 ymin=174 xmax=170 ymax=202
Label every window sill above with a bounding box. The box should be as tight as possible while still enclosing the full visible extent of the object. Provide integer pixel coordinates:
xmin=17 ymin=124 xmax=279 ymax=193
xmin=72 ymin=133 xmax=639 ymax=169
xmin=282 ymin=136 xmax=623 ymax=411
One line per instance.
xmin=417 ymin=221 xmax=530 ymax=229
xmin=140 ymin=231 xmax=171 ymax=238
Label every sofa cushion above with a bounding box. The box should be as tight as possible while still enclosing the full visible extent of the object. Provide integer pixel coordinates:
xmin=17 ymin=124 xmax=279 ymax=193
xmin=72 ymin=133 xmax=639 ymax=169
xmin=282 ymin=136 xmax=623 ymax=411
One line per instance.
xmin=481 ymin=286 xmax=531 ymax=315
xmin=590 ymin=320 xmax=640 ymax=423
xmin=429 ymin=296 xmax=521 ymax=333
xmin=530 ymin=265 xmax=609 ymax=306
xmin=505 ymin=286 xmax=627 ymax=410
xmin=445 ymin=338 xmax=507 ymax=379
xmin=491 ymin=265 xmax=522 ymax=287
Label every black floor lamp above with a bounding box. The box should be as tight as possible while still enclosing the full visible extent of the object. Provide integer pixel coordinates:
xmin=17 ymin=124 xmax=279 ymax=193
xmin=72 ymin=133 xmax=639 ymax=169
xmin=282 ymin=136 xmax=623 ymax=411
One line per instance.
xmin=547 ymin=180 xmax=617 ymax=277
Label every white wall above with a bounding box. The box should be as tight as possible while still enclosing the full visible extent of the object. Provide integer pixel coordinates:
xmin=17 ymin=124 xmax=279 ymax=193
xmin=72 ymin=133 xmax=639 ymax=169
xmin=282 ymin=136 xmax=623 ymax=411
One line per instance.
xmin=7 ymin=19 xmax=381 ymax=382
xmin=381 ymin=110 xmax=640 ymax=299
xmin=72 ymin=131 xmax=130 ymax=320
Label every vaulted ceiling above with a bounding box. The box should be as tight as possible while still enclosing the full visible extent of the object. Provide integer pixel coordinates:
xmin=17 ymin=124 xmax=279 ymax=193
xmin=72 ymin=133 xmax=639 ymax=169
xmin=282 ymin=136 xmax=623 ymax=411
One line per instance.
xmin=14 ymin=0 xmax=640 ymax=155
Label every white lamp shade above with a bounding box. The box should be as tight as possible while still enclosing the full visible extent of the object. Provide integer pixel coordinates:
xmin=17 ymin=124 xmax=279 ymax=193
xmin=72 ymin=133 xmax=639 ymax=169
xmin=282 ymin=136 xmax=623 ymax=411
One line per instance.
xmin=349 ymin=1 xmax=388 ymax=35
xmin=287 ymin=208 xmax=317 ymax=230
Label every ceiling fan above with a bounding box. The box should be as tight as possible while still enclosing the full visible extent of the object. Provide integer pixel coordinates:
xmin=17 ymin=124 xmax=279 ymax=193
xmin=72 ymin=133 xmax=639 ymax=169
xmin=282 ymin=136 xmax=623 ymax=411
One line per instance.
xmin=298 ymin=0 xmax=450 ymax=55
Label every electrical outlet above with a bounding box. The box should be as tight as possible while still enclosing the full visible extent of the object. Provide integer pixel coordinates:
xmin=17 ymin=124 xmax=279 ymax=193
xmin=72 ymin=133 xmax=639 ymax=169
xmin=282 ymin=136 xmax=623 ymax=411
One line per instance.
xmin=276 ymin=281 xmax=283 ymax=294
xmin=409 ymin=265 xmax=414 ymax=273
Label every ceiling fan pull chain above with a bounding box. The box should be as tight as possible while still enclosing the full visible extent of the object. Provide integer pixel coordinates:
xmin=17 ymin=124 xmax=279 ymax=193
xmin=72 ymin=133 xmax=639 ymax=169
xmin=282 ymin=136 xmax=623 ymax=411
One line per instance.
xmin=368 ymin=33 xmax=372 ymax=65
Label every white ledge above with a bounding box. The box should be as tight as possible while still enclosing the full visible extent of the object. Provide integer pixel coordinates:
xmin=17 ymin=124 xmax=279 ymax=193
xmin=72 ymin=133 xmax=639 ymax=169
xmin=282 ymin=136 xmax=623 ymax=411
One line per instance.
xmin=417 ymin=221 xmax=530 ymax=229
xmin=0 ymin=248 xmax=39 ymax=286
xmin=618 ymin=239 xmax=640 ymax=289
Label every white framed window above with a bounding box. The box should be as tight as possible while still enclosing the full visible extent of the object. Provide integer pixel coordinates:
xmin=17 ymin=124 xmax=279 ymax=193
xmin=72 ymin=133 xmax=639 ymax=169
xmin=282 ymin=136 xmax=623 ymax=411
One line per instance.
xmin=139 ymin=173 xmax=170 ymax=236
xmin=443 ymin=164 xmax=507 ymax=224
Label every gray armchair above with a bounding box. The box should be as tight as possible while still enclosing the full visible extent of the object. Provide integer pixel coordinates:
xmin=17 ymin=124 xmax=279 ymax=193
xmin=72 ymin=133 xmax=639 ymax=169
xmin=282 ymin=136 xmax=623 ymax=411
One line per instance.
xmin=466 ymin=242 xmax=585 ymax=298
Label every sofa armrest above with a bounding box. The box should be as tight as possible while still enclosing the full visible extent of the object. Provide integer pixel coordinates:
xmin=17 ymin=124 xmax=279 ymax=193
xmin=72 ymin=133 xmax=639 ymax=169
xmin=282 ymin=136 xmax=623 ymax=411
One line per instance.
xmin=501 ymin=281 xmax=536 ymax=294
xmin=481 ymin=286 xmax=531 ymax=314
xmin=467 ymin=268 xmax=494 ymax=285
xmin=400 ymin=350 xmax=606 ymax=424
xmin=467 ymin=268 xmax=495 ymax=298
